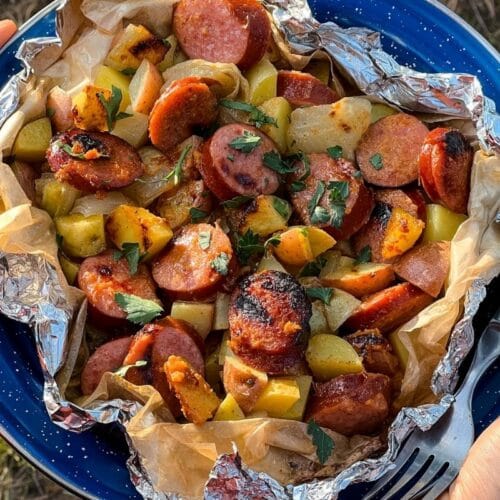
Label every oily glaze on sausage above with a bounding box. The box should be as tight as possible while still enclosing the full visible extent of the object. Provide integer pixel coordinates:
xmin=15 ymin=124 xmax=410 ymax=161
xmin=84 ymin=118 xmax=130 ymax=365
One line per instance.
xmin=306 ymin=372 xmax=391 ymax=436
xmin=356 ymin=114 xmax=429 ymax=187
xmin=149 ymin=77 xmax=218 ymax=154
xmin=277 ymin=70 xmax=338 ymax=107
xmin=173 ymin=0 xmax=271 ymax=69
xmin=152 ymin=223 xmax=234 ymax=300
xmin=229 ymin=270 xmax=311 ymax=375
xmin=199 ymin=123 xmax=281 ymax=201
xmin=47 ymin=129 xmax=144 ymax=192
xmin=288 ymin=153 xmax=374 ymax=240
xmin=78 ymin=251 xmax=160 ymax=328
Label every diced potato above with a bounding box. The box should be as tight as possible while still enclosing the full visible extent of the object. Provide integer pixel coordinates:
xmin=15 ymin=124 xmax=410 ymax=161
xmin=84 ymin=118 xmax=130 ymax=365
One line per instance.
xmin=223 ymin=354 xmax=268 ymax=413
xmin=71 ymin=192 xmax=135 ymax=216
xmin=389 ymin=330 xmax=409 ymax=369
xmin=423 ymin=204 xmax=467 ymax=243
xmin=239 ymin=195 xmax=291 ymax=237
xmin=106 ymin=205 xmax=173 ymax=259
xmin=245 ymin=57 xmax=278 ymax=106
xmin=273 ymin=227 xmax=314 ymax=266
xmin=157 ymin=34 xmax=178 ymax=72
xmin=171 ymin=301 xmax=214 ymax=339
xmin=218 ymin=331 xmax=231 ymax=365
xmin=205 ymin=348 xmax=221 ymax=393
xmin=213 ymin=393 xmax=245 ymax=421
xmin=72 ymin=85 xmax=110 ymax=132
xmin=288 ymin=97 xmax=372 ymax=159
xmin=306 ymin=334 xmax=363 ymax=381
xmin=256 ymin=253 xmax=288 ymax=274
xmin=259 ymin=97 xmax=292 ymax=153
xmin=305 ymin=226 xmax=336 ymax=257
xmin=280 ymin=375 xmax=312 ymax=420
xmin=381 ymin=208 xmax=425 ymax=260
xmin=59 ymin=254 xmax=80 ymax=285
xmin=309 ymin=301 xmax=330 ymax=336
xmin=129 ymin=59 xmax=163 ymax=114
xmin=105 ymin=24 xmax=168 ymax=72
xmin=164 ymin=355 xmax=220 ymax=425
xmin=40 ymin=178 xmax=81 ymax=218
xmin=94 ymin=65 xmax=131 ymax=112
xmin=54 ymin=214 xmax=106 ymax=258
xmin=12 ymin=117 xmax=52 ymax=162
xmin=370 ymin=103 xmax=398 ymax=123
xmin=252 ymin=378 xmax=300 ymax=417
xmin=111 ymin=111 xmax=149 ymax=148
xmin=323 ymin=288 xmax=361 ymax=331
xmin=213 ymin=293 xmax=230 ymax=330
xmin=319 ymin=250 xmax=342 ymax=278
xmin=304 ymin=60 xmax=330 ymax=85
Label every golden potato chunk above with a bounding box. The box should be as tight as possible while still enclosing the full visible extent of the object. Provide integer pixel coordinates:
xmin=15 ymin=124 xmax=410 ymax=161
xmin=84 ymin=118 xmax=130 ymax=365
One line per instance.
xmin=72 ymin=85 xmax=110 ymax=132
xmin=54 ymin=214 xmax=106 ymax=258
xmin=245 ymin=57 xmax=278 ymax=106
xmin=12 ymin=117 xmax=52 ymax=162
xmin=381 ymin=208 xmax=424 ymax=260
xmin=94 ymin=65 xmax=131 ymax=112
xmin=170 ymin=301 xmax=214 ymax=339
xmin=239 ymin=195 xmax=291 ymax=237
xmin=213 ymin=393 xmax=245 ymax=421
xmin=281 ymin=375 xmax=312 ymax=420
xmin=252 ymin=378 xmax=301 ymax=417
xmin=422 ymin=204 xmax=467 ymax=243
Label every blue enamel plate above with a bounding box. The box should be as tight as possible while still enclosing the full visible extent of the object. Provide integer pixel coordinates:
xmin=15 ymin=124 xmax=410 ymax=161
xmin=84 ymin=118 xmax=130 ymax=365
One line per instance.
xmin=0 ymin=1 xmax=498 ymax=498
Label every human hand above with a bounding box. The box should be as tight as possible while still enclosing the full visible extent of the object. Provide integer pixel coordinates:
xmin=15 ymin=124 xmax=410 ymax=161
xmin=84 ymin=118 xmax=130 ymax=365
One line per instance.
xmin=440 ymin=418 xmax=500 ymax=499
xmin=0 ymin=19 xmax=16 ymax=48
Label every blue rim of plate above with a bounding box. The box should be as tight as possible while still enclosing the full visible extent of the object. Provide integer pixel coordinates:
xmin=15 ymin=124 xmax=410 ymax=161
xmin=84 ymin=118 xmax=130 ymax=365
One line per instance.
xmin=0 ymin=1 xmax=498 ymax=499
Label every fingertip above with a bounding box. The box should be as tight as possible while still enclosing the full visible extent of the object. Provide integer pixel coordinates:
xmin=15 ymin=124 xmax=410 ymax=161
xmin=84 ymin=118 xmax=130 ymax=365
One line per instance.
xmin=0 ymin=19 xmax=17 ymax=47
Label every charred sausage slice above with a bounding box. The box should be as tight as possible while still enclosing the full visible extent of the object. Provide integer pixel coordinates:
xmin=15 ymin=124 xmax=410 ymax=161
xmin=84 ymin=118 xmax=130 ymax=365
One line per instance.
xmin=173 ymin=0 xmax=271 ymax=69
xmin=277 ymin=70 xmax=338 ymax=107
xmin=229 ymin=270 xmax=311 ymax=375
xmin=47 ymin=129 xmax=144 ymax=192
xmin=152 ymin=223 xmax=234 ymax=300
xmin=78 ymin=251 xmax=159 ymax=328
xmin=305 ymin=372 xmax=391 ymax=436
xmin=199 ymin=123 xmax=281 ymax=201
xmin=356 ymin=113 xmax=429 ymax=187
xmin=149 ymin=77 xmax=218 ymax=154
xmin=288 ymin=153 xmax=374 ymax=240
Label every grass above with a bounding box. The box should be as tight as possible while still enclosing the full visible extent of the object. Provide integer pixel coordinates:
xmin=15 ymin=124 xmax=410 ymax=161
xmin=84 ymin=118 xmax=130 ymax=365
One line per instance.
xmin=0 ymin=0 xmax=497 ymax=498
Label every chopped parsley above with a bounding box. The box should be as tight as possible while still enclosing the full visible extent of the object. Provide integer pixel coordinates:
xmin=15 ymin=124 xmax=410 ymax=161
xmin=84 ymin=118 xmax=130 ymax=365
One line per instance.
xmin=327 ymin=145 xmax=343 ymax=159
xmin=229 ymin=131 xmax=262 ymax=153
xmin=221 ymin=195 xmax=254 ymax=208
xmin=306 ymin=287 xmax=334 ymax=305
xmin=113 ymin=242 xmax=144 ymax=275
xmin=262 ymin=151 xmax=298 ymax=174
xmin=114 ymin=293 xmax=164 ymax=325
xmin=352 ymin=170 xmax=363 ymax=179
xmin=299 ymin=256 xmax=327 ymax=277
xmin=189 ymin=207 xmax=208 ymax=222
xmin=355 ymin=245 xmax=372 ymax=264
xmin=369 ymin=153 xmax=384 ymax=170
xmin=198 ymin=231 xmax=212 ymax=250
xmin=219 ymin=99 xmax=277 ymax=128
xmin=114 ymin=360 xmax=148 ymax=378
xmin=272 ymin=197 xmax=291 ymax=220
xmin=211 ymin=252 xmax=230 ymax=275
xmin=162 ymin=144 xmax=192 ymax=186
xmin=235 ymin=229 xmax=264 ymax=265
xmin=328 ymin=180 xmax=350 ymax=229
xmin=308 ymin=181 xmax=326 ymax=220
xmin=307 ymin=420 xmax=334 ymax=465
xmin=120 ymin=67 xmax=136 ymax=76
xmin=289 ymin=151 xmax=311 ymax=192
xmin=97 ymin=85 xmax=131 ymax=130
xmin=227 ymin=154 xmax=235 ymax=162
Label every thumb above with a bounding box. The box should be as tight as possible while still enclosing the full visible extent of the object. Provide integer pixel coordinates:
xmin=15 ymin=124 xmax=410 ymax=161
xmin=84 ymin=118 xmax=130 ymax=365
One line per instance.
xmin=0 ymin=20 xmax=17 ymax=48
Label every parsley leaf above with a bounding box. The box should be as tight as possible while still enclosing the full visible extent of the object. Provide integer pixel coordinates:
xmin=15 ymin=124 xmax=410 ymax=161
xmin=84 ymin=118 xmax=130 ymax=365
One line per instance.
xmin=115 ymin=293 xmax=164 ymax=324
xmin=198 ymin=231 xmax=212 ymax=250
xmin=97 ymin=85 xmax=131 ymax=130
xmin=113 ymin=242 xmax=143 ymax=275
xmin=163 ymin=144 xmax=192 ymax=186
xmin=328 ymin=181 xmax=350 ymax=229
xmin=327 ymin=145 xmax=343 ymax=159
xmin=311 ymin=206 xmax=331 ymax=224
xmin=219 ymin=99 xmax=277 ymax=128
xmin=307 ymin=420 xmax=334 ymax=465
xmin=120 ymin=67 xmax=136 ymax=76
xmin=272 ymin=197 xmax=291 ymax=219
xmin=355 ymin=245 xmax=372 ymax=264
xmin=211 ymin=252 xmax=230 ymax=275
xmin=221 ymin=195 xmax=254 ymax=208
xmin=352 ymin=170 xmax=363 ymax=179
xmin=299 ymin=256 xmax=327 ymax=277
xmin=263 ymin=151 xmax=298 ymax=174
xmin=369 ymin=153 xmax=384 ymax=170
xmin=189 ymin=207 xmax=208 ymax=222
xmin=289 ymin=152 xmax=311 ymax=192
xmin=290 ymin=180 xmax=306 ymax=192
xmin=308 ymin=181 xmax=326 ymax=220
xmin=61 ymin=143 xmax=86 ymax=159
xmin=235 ymin=229 xmax=264 ymax=265
xmin=229 ymin=131 xmax=262 ymax=153
xmin=306 ymin=287 xmax=334 ymax=304
xmin=114 ymin=360 xmax=147 ymax=378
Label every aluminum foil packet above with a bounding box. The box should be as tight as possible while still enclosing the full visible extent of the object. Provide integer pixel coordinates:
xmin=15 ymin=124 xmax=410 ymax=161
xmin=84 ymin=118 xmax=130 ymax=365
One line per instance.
xmin=0 ymin=0 xmax=499 ymax=498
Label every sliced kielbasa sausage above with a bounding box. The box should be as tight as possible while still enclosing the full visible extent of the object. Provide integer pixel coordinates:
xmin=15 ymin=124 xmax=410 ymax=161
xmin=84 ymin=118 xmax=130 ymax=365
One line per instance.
xmin=229 ymin=270 xmax=311 ymax=375
xmin=149 ymin=77 xmax=218 ymax=154
xmin=152 ymin=223 xmax=234 ymax=300
xmin=305 ymin=372 xmax=391 ymax=436
xmin=81 ymin=336 xmax=132 ymax=395
xmin=374 ymin=189 xmax=421 ymax=220
xmin=356 ymin=113 xmax=429 ymax=187
xmin=47 ymin=129 xmax=144 ymax=192
xmin=173 ymin=0 xmax=271 ymax=69
xmin=288 ymin=153 xmax=374 ymax=240
xmin=277 ymin=70 xmax=338 ymax=107
xmin=199 ymin=123 xmax=281 ymax=201
xmin=78 ymin=251 xmax=160 ymax=328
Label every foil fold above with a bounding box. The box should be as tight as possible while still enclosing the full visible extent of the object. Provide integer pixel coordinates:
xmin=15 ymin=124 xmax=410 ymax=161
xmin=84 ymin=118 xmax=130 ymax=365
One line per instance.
xmin=0 ymin=0 xmax=498 ymax=498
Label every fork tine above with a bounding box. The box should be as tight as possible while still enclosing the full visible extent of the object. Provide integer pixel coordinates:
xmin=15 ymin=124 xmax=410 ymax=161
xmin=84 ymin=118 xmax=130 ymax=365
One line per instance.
xmin=376 ymin=451 xmax=431 ymax=500
xmin=364 ymin=444 xmax=420 ymax=500
xmin=400 ymin=459 xmax=448 ymax=500
xmin=418 ymin=468 xmax=460 ymax=500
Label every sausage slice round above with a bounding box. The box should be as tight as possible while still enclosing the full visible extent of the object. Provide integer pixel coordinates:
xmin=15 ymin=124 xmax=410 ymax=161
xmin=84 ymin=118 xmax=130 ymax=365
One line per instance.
xmin=78 ymin=251 xmax=160 ymax=327
xmin=288 ymin=153 xmax=374 ymax=240
xmin=173 ymin=0 xmax=271 ymax=69
xmin=229 ymin=270 xmax=311 ymax=375
xmin=152 ymin=223 xmax=234 ymax=300
xmin=149 ymin=77 xmax=218 ymax=154
xmin=47 ymin=129 xmax=144 ymax=192
xmin=356 ymin=113 xmax=429 ymax=187
xmin=277 ymin=70 xmax=338 ymax=107
xmin=199 ymin=123 xmax=281 ymax=201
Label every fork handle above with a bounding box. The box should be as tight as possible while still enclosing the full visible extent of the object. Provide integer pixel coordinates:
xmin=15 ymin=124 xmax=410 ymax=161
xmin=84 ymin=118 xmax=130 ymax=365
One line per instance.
xmin=455 ymin=311 xmax=500 ymax=406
